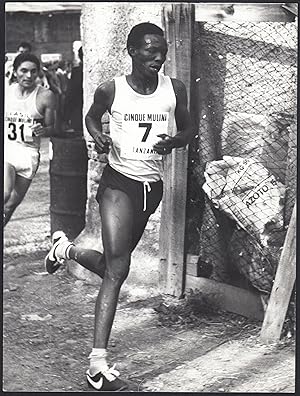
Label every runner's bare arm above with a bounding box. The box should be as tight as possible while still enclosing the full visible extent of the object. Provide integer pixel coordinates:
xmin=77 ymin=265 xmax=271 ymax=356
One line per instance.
xmin=153 ymin=78 xmax=194 ymax=154
xmin=85 ymin=81 xmax=115 ymax=153
xmin=32 ymin=89 xmax=57 ymax=137
xmin=173 ymin=79 xmax=194 ymax=146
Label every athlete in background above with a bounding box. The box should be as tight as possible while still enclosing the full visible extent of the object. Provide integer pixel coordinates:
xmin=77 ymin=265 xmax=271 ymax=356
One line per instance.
xmin=5 ymin=41 xmax=32 ymax=85
xmin=44 ymin=22 xmax=194 ymax=391
xmin=4 ymin=53 xmax=56 ymax=226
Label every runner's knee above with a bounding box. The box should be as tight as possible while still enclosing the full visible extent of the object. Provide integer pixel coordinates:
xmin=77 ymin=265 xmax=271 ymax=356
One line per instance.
xmin=3 ymin=189 xmax=11 ymax=204
xmin=4 ymin=199 xmax=19 ymax=214
xmin=5 ymin=191 xmax=23 ymax=210
xmin=3 ymin=202 xmax=16 ymax=220
xmin=105 ymin=253 xmax=131 ymax=284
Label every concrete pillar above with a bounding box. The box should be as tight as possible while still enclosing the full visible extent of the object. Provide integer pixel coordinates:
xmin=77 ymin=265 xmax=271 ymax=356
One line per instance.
xmin=67 ymin=3 xmax=162 ymax=283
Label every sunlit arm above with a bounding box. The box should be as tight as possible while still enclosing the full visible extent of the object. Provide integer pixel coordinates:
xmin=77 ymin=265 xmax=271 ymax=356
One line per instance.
xmin=153 ymin=78 xmax=194 ymax=154
xmin=85 ymin=81 xmax=114 ymax=153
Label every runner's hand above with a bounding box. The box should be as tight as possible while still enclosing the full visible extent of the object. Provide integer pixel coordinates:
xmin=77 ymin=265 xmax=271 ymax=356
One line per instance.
xmin=94 ymin=133 xmax=112 ymax=154
xmin=31 ymin=123 xmax=45 ymax=137
xmin=153 ymin=134 xmax=174 ymax=155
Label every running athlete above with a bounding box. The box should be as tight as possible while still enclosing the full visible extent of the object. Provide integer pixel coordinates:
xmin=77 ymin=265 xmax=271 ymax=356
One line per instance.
xmin=44 ymin=22 xmax=194 ymax=391
xmin=4 ymin=53 xmax=56 ymax=226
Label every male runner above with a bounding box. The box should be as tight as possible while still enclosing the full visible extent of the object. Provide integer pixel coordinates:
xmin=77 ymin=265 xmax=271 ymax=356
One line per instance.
xmin=4 ymin=53 xmax=56 ymax=226
xmin=45 ymin=22 xmax=194 ymax=391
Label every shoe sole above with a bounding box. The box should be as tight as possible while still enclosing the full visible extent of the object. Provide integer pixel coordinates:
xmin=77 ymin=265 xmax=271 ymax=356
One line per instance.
xmin=45 ymin=253 xmax=62 ymax=274
xmin=45 ymin=232 xmax=68 ymax=274
xmin=87 ymin=379 xmax=128 ymax=392
xmin=45 ymin=258 xmax=62 ymax=274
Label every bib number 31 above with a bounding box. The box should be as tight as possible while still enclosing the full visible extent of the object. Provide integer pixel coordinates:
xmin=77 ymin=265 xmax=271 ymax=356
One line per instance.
xmin=6 ymin=121 xmax=33 ymax=142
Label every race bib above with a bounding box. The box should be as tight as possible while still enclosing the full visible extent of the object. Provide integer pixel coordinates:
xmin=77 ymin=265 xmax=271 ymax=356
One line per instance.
xmin=4 ymin=112 xmax=34 ymax=143
xmin=120 ymin=112 xmax=169 ymax=160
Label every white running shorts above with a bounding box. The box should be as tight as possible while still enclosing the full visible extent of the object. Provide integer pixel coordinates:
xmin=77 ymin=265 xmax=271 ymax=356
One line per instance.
xmin=4 ymin=142 xmax=40 ymax=180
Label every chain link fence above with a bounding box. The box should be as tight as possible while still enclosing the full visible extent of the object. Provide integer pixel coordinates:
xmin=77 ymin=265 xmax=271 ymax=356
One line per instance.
xmin=186 ymin=20 xmax=297 ymax=306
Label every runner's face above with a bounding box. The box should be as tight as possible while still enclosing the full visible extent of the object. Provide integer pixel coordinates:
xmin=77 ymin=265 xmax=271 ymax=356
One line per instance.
xmin=15 ymin=61 xmax=39 ymax=88
xmin=132 ymin=34 xmax=168 ymax=77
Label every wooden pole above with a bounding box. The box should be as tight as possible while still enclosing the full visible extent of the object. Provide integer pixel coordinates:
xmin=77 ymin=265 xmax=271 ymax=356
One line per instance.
xmin=159 ymin=3 xmax=194 ymax=296
xmin=260 ymin=202 xmax=296 ymax=343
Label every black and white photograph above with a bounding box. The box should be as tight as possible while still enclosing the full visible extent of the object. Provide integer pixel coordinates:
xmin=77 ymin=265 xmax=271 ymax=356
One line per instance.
xmin=3 ymin=2 xmax=297 ymax=392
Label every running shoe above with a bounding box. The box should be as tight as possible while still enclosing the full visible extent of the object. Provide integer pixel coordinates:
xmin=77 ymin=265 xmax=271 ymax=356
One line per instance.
xmin=86 ymin=364 xmax=128 ymax=392
xmin=44 ymin=230 xmax=69 ymax=274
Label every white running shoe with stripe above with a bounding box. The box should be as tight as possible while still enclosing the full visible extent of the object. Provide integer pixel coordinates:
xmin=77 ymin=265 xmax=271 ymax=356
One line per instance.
xmin=86 ymin=365 xmax=128 ymax=392
xmin=44 ymin=231 xmax=69 ymax=274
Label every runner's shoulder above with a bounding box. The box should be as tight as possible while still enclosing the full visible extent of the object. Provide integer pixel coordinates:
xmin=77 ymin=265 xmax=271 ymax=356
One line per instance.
xmin=6 ymin=82 xmax=17 ymax=93
xmin=94 ymin=80 xmax=115 ymax=108
xmin=95 ymin=80 xmax=115 ymax=97
xmin=170 ymin=78 xmax=186 ymax=94
xmin=37 ymin=86 xmax=56 ymax=103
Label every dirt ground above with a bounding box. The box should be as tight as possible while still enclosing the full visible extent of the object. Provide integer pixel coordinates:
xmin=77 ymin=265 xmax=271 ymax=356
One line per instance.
xmin=3 ymin=138 xmax=295 ymax=393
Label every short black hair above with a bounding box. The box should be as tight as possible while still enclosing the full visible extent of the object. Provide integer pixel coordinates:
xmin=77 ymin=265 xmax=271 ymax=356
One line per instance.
xmin=13 ymin=53 xmax=40 ymax=71
xmin=18 ymin=41 xmax=32 ymax=52
xmin=127 ymin=22 xmax=164 ymax=51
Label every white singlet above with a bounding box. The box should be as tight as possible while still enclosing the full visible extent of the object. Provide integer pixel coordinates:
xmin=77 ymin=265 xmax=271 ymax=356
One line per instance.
xmin=4 ymin=83 xmax=44 ymax=179
xmin=4 ymin=83 xmax=44 ymax=150
xmin=108 ymin=74 xmax=177 ymax=182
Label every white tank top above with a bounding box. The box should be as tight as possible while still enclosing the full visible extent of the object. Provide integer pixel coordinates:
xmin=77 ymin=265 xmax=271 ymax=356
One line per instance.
xmin=108 ymin=74 xmax=177 ymax=182
xmin=4 ymin=83 xmax=44 ymax=150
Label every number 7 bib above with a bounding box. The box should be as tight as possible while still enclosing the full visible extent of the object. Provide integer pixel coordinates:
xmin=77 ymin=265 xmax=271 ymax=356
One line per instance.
xmin=120 ymin=112 xmax=169 ymax=160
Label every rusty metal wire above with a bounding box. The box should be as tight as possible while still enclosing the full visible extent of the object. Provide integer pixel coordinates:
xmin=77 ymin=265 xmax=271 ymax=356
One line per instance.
xmin=187 ymin=21 xmax=297 ymax=296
